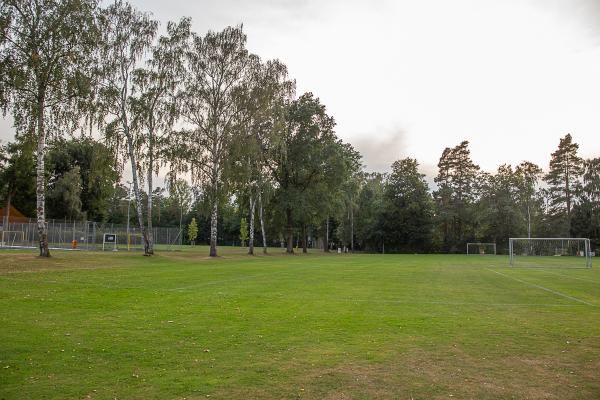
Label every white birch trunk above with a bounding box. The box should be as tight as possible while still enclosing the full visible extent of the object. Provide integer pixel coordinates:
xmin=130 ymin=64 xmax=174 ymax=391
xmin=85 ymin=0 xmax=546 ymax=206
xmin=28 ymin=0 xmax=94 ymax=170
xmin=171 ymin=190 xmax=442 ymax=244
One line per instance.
xmin=146 ymin=154 xmax=154 ymax=255
xmin=36 ymin=96 xmax=50 ymax=257
xmin=209 ymin=199 xmax=218 ymax=257
xmin=248 ymin=195 xmax=255 ymax=255
xmin=258 ymin=191 xmax=267 ymax=254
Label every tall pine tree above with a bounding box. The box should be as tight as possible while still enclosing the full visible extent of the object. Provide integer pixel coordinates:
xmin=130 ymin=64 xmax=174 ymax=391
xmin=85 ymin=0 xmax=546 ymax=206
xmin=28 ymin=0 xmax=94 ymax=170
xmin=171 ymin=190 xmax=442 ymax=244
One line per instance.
xmin=544 ymin=134 xmax=583 ymax=235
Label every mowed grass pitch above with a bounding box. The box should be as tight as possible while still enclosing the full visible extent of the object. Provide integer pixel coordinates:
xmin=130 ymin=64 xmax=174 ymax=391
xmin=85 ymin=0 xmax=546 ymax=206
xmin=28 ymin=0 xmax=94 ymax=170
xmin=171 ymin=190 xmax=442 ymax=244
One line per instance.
xmin=0 ymin=249 xmax=599 ymax=399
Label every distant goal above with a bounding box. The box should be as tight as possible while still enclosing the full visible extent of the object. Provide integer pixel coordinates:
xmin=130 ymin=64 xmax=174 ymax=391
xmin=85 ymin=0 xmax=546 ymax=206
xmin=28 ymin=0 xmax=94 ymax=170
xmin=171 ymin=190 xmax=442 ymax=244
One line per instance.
xmin=509 ymin=238 xmax=592 ymax=268
xmin=467 ymin=242 xmax=496 ymax=255
xmin=0 ymin=230 xmax=26 ymax=248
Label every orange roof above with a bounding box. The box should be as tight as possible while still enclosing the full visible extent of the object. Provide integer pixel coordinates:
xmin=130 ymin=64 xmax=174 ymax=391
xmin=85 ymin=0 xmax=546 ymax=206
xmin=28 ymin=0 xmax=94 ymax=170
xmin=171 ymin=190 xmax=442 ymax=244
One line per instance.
xmin=0 ymin=205 xmax=30 ymax=223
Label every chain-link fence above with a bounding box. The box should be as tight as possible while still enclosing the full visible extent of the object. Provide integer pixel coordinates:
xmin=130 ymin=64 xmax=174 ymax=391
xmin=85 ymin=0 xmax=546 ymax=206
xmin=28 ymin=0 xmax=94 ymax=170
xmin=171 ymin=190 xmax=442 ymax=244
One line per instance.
xmin=0 ymin=218 xmax=182 ymax=251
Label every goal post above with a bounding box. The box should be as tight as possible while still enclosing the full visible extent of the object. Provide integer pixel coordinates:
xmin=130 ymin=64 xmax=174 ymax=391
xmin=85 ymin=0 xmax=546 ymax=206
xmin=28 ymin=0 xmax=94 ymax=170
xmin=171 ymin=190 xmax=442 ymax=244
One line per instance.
xmin=127 ymin=233 xmax=144 ymax=251
xmin=509 ymin=238 xmax=592 ymax=268
xmin=0 ymin=230 xmax=26 ymax=248
xmin=467 ymin=242 xmax=496 ymax=255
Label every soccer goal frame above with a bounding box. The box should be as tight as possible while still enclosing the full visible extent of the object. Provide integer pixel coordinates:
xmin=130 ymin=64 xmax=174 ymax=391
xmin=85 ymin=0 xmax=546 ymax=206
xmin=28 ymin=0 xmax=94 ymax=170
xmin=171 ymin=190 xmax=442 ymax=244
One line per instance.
xmin=127 ymin=233 xmax=144 ymax=251
xmin=509 ymin=238 xmax=592 ymax=268
xmin=1 ymin=230 xmax=26 ymax=248
xmin=467 ymin=242 xmax=496 ymax=255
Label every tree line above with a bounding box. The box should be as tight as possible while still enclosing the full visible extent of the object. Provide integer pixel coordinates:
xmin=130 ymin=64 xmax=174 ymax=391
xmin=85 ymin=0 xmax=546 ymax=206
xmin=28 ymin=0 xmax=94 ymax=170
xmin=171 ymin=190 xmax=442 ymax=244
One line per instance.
xmin=1 ymin=1 xmax=598 ymax=257
xmin=349 ymin=135 xmax=599 ymax=254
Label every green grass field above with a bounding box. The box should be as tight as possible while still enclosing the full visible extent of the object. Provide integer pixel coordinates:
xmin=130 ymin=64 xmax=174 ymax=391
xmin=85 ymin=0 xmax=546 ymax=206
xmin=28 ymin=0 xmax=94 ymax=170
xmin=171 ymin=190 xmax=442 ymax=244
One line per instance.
xmin=0 ymin=248 xmax=599 ymax=399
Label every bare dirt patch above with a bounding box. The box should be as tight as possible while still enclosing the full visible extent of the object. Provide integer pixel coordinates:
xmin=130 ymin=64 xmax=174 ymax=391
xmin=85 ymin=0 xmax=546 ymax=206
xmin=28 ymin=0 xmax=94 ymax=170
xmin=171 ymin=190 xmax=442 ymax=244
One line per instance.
xmin=210 ymin=345 xmax=600 ymax=400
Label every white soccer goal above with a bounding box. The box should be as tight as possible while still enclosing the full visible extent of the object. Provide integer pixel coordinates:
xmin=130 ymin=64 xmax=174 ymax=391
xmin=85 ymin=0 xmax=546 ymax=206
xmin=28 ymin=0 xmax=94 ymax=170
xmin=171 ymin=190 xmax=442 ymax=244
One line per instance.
xmin=509 ymin=238 xmax=592 ymax=268
xmin=467 ymin=242 xmax=497 ymax=255
xmin=127 ymin=233 xmax=144 ymax=251
xmin=0 ymin=230 xmax=26 ymax=248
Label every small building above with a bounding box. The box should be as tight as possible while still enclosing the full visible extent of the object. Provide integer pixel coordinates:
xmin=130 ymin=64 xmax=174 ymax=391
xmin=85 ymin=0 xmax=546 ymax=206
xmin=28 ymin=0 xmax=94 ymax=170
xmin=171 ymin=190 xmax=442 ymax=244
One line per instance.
xmin=0 ymin=205 xmax=30 ymax=224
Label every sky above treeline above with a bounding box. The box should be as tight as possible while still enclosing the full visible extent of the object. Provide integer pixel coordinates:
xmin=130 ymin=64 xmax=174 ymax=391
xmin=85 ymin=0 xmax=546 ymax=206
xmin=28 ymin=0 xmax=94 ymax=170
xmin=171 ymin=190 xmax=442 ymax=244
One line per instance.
xmin=1 ymin=0 xmax=599 ymax=182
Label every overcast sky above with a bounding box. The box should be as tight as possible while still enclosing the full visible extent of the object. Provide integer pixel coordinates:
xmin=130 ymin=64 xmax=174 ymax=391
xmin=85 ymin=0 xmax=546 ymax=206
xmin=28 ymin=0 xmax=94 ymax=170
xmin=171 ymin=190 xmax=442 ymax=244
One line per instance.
xmin=2 ymin=0 xmax=599 ymax=181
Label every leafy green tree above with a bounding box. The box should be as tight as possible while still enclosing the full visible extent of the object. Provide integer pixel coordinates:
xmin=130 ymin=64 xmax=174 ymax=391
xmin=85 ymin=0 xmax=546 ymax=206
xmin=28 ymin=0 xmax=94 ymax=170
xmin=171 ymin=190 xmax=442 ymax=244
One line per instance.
xmin=239 ymin=218 xmax=249 ymax=247
xmin=229 ymin=58 xmax=293 ymax=255
xmin=187 ymin=217 xmax=198 ymax=245
xmin=433 ymin=141 xmax=480 ymax=252
xmin=0 ymin=136 xmax=36 ymax=221
xmin=96 ymin=0 xmax=158 ymax=256
xmin=46 ymin=137 xmax=119 ymax=221
xmin=166 ymin=178 xmax=192 ymax=234
xmin=479 ymin=164 xmax=525 ymax=250
xmin=132 ymin=17 xmax=190 ymax=254
xmin=47 ymin=166 xmax=83 ymax=221
xmin=0 ymin=0 xmax=98 ymax=256
xmin=380 ymin=158 xmax=433 ymax=252
xmin=354 ymin=173 xmax=386 ymax=252
xmin=177 ymin=25 xmax=252 ymax=257
xmin=515 ymin=161 xmax=543 ymax=238
xmin=544 ymin=134 xmax=584 ymax=235
xmin=267 ymin=93 xmax=356 ymax=253
xmin=571 ymin=158 xmax=600 ymax=248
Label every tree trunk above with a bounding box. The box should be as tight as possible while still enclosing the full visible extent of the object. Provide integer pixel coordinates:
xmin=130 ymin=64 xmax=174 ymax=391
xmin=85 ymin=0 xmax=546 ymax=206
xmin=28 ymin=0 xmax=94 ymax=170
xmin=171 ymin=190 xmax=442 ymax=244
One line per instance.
xmin=248 ymin=195 xmax=255 ymax=255
xmin=4 ymin=186 xmax=12 ymax=228
xmin=350 ymin=200 xmax=354 ymax=253
xmin=325 ymin=218 xmax=329 ymax=251
xmin=527 ymin=202 xmax=531 ymax=239
xmin=36 ymin=96 xmax=50 ymax=257
xmin=124 ymin=130 xmax=149 ymax=256
xmin=146 ymin=153 xmax=154 ymax=255
xmin=210 ymin=199 xmax=218 ymax=257
xmin=286 ymin=207 xmax=293 ymax=254
xmin=302 ymin=224 xmax=307 ymax=253
xmin=258 ymin=192 xmax=267 ymax=254
xmin=179 ymin=204 xmax=184 ymax=240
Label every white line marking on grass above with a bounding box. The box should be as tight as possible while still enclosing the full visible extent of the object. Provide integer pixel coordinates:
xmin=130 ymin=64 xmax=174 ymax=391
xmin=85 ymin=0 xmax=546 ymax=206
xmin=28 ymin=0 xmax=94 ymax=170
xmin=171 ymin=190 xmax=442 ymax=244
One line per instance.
xmin=538 ymin=270 xmax=600 ymax=285
xmin=485 ymin=268 xmax=596 ymax=307
xmin=337 ymin=299 xmax=587 ymax=307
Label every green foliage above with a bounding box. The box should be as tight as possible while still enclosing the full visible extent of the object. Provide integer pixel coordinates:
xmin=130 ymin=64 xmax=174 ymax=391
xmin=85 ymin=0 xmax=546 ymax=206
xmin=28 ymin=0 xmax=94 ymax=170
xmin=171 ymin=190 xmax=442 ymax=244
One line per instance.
xmin=187 ymin=217 xmax=198 ymax=244
xmin=353 ymin=173 xmax=386 ymax=251
xmin=478 ymin=164 xmax=525 ymax=250
xmin=433 ymin=141 xmax=480 ymax=252
xmin=239 ymin=218 xmax=249 ymax=247
xmin=571 ymin=158 xmax=600 ymax=247
xmin=544 ymin=134 xmax=584 ymax=234
xmin=0 ymin=135 xmax=36 ymax=217
xmin=46 ymin=137 xmax=119 ymax=221
xmin=267 ymin=92 xmax=361 ymax=252
xmin=380 ymin=158 xmax=434 ymax=252
xmin=47 ymin=166 xmax=84 ymax=221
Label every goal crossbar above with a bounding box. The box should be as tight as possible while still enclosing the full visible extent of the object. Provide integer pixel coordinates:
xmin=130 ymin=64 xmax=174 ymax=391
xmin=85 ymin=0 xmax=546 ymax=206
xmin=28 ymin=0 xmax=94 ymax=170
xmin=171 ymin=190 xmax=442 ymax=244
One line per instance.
xmin=1 ymin=230 xmax=26 ymax=248
xmin=509 ymin=237 xmax=592 ymax=268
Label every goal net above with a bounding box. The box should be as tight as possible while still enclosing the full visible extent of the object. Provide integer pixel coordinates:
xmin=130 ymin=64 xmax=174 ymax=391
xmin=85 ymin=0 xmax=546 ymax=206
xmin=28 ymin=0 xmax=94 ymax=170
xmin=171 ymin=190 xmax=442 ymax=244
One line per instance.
xmin=0 ymin=230 xmax=26 ymax=248
xmin=467 ymin=242 xmax=496 ymax=255
xmin=127 ymin=233 xmax=144 ymax=251
xmin=509 ymin=238 xmax=592 ymax=268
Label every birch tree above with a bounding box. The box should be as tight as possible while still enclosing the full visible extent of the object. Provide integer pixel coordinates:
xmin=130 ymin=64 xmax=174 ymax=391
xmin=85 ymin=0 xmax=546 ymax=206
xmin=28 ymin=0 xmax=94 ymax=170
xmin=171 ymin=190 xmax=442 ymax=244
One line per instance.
xmin=230 ymin=58 xmax=293 ymax=254
xmin=515 ymin=161 xmax=542 ymax=239
xmin=0 ymin=0 xmax=98 ymax=256
xmin=95 ymin=0 xmax=157 ymax=256
xmin=178 ymin=25 xmax=251 ymax=257
xmin=132 ymin=17 xmax=190 ymax=254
